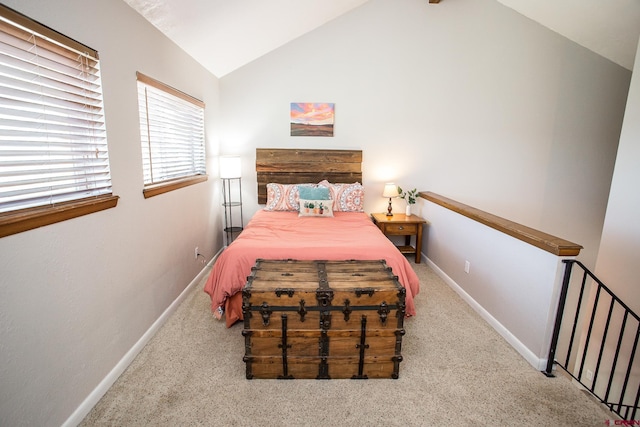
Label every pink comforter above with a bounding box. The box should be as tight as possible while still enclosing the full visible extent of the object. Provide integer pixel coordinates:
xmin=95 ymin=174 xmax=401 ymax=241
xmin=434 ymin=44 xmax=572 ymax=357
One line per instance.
xmin=204 ymin=210 xmax=421 ymax=327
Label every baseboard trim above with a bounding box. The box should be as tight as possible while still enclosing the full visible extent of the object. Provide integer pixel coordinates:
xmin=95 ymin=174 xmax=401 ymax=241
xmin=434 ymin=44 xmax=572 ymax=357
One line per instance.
xmin=62 ymin=247 xmax=223 ymax=427
xmin=425 ymin=257 xmax=545 ymax=370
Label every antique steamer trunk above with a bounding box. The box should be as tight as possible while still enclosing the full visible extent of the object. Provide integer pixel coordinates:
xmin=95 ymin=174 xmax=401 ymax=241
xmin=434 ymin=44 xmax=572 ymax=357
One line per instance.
xmin=242 ymin=259 xmax=406 ymax=379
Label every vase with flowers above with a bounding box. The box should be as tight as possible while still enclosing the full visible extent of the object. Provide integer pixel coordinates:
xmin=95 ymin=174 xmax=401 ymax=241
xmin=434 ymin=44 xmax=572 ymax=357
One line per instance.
xmin=398 ymin=186 xmax=417 ymax=216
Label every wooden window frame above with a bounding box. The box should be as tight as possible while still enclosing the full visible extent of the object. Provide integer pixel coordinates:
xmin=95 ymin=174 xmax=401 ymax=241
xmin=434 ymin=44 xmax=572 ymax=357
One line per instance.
xmin=0 ymin=4 xmax=118 ymax=238
xmin=136 ymin=72 xmax=207 ymax=199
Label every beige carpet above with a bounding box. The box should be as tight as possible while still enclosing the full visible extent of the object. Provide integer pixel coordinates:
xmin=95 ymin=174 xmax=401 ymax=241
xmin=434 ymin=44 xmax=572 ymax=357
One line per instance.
xmin=81 ymin=261 xmax=615 ymax=426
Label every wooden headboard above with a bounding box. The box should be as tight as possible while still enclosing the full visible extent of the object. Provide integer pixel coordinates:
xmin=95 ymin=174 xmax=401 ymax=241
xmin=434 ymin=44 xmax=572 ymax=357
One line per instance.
xmin=256 ymin=148 xmax=363 ymax=204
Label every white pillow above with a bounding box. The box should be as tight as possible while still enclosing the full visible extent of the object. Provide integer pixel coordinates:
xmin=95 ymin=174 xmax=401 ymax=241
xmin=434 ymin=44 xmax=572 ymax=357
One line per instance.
xmin=298 ymin=199 xmax=334 ymax=217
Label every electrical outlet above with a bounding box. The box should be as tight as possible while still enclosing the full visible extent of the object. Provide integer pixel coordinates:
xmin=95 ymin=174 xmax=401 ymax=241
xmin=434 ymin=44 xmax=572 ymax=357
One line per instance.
xmin=195 ymin=246 xmax=199 ymax=260
xmin=464 ymin=260 xmax=470 ymax=274
xmin=586 ymin=370 xmax=593 ymax=380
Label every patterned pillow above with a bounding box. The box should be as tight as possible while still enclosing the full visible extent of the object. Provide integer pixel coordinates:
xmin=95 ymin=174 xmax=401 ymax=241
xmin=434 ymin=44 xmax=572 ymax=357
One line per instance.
xmin=299 ymin=199 xmax=334 ymax=217
xmin=264 ymin=183 xmax=301 ymax=211
xmin=318 ymin=180 xmax=365 ymax=212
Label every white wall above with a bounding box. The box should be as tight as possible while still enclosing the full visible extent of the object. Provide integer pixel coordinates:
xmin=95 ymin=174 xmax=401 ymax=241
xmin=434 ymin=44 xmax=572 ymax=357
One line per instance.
xmin=423 ymin=200 xmax=571 ymax=369
xmin=219 ymin=0 xmax=630 ymax=269
xmin=595 ymin=38 xmax=640 ymax=314
xmin=0 ymin=1 xmax=222 ymax=426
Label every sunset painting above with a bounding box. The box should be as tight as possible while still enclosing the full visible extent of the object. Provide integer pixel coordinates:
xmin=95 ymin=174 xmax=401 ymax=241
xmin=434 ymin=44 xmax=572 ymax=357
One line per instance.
xmin=290 ymin=103 xmax=334 ymax=137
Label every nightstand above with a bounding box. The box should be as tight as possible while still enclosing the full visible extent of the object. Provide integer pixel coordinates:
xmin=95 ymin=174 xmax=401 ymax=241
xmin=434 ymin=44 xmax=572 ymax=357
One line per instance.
xmin=371 ymin=213 xmax=426 ymax=263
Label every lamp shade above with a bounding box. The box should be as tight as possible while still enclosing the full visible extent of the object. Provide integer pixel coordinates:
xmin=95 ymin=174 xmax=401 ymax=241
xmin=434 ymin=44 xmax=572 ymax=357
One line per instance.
xmin=220 ymin=156 xmax=241 ymax=178
xmin=382 ymin=183 xmax=399 ymax=198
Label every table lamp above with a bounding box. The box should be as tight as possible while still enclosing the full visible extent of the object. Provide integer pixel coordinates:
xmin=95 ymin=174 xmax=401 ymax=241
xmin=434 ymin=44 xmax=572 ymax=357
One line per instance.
xmin=382 ymin=183 xmax=399 ymax=216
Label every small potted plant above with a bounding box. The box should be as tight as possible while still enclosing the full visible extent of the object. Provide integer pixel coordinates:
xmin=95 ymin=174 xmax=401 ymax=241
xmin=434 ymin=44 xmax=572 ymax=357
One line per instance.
xmin=398 ymin=186 xmax=417 ymax=216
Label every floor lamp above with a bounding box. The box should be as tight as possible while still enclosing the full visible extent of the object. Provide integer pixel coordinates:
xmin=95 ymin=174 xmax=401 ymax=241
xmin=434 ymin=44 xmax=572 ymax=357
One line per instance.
xmin=220 ymin=156 xmax=243 ymax=245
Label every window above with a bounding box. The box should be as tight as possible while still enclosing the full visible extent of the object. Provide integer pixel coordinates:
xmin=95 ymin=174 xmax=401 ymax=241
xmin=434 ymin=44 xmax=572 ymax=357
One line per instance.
xmin=0 ymin=4 xmax=118 ymax=238
xmin=136 ymin=72 xmax=207 ymax=198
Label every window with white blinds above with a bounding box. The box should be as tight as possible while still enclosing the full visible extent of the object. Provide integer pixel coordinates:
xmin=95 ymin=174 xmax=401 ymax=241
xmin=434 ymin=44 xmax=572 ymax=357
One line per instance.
xmin=136 ymin=72 xmax=206 ymax=197
xmin=0 ymin=5 xmax=113 ymax=214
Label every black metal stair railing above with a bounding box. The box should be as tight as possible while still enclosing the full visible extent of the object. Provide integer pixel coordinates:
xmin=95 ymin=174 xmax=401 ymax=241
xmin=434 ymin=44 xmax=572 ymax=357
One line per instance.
xmin=544 ymin=260 xmax=640 ymax=421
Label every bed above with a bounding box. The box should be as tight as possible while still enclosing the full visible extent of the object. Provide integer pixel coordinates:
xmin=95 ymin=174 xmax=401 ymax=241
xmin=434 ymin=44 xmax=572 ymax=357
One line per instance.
xmin=204 ymin=148 xmax=421 ymax=327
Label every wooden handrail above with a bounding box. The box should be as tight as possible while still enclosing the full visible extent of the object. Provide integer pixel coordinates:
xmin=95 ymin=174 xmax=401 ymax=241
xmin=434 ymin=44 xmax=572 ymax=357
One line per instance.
xmin=419 ymin=191 xmax=582 ymax=257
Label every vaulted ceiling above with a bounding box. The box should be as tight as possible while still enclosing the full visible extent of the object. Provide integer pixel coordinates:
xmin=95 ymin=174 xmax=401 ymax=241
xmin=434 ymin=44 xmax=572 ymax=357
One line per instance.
xmin=123 ymin=0 xmax=640 ymax=78
xmin=497 ymin=0 xmax=640 ymax=71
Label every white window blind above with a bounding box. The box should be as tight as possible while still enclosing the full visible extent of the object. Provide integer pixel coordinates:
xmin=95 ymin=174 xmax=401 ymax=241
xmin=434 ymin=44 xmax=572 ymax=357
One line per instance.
xmin=136 ymin=72 xmax=205 ymax=187
xmin=0 ymin=6 xmax=112 ymax=214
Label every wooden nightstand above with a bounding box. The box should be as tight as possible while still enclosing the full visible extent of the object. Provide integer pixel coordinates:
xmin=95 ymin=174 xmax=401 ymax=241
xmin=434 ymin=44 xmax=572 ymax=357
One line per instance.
xmin=371 ymin=213 xmax=426 ymax=263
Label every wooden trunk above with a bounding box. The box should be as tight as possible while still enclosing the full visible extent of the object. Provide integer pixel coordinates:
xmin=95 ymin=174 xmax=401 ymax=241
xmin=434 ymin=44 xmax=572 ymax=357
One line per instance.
xmin=242 ymin=259 xmax=406 ymax=379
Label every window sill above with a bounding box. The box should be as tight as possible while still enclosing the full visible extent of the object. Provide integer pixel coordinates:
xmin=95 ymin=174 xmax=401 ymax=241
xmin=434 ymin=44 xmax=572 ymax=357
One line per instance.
xmin=143 ymin=175 xmax=208 ymax=199
xmin=0 ymin=195 xmax=120 ymax=238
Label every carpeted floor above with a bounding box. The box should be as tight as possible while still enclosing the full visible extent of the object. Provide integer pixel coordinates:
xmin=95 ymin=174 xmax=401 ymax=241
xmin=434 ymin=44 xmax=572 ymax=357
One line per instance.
xmin=80 ymin=261 xmax=615 ymax=426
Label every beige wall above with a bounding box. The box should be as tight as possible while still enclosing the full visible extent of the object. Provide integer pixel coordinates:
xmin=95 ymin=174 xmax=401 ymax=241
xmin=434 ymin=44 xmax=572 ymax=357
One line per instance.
xmin=0 ymin=1 xmax=222 ymax=426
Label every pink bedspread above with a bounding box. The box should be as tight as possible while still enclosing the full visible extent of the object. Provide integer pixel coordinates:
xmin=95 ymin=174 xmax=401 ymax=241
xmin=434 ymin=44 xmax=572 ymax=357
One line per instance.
xmin=204 ymin=210 xmax=421 ymax=327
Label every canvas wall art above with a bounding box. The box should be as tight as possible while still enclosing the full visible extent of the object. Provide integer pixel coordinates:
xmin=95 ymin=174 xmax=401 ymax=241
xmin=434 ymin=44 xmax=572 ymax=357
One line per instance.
xmin=290 ymin=103 xmax=334 ymax=137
